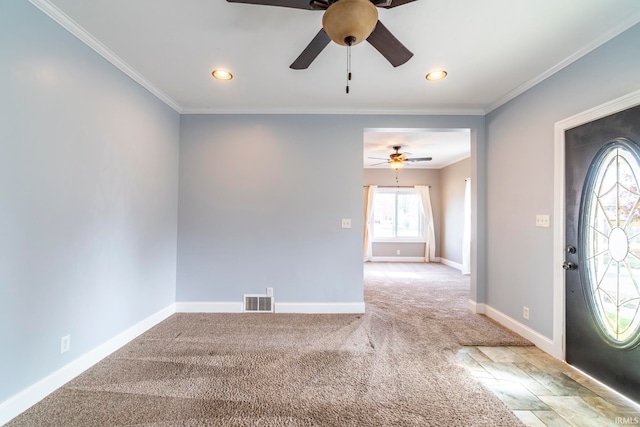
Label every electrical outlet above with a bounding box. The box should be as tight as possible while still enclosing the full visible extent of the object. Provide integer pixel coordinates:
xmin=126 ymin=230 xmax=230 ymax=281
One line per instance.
xmin=266 ymin=287 xmax=273 ymax=297
xmin=523 ymin=306 xmax=530 ymax=320
xmin=341 ymin=218 xmax=351 ymax=229
xmin=60 ymin=335 xmax=70 ymax=354
xmin=396 ymin=249 xmax=401 ymax=255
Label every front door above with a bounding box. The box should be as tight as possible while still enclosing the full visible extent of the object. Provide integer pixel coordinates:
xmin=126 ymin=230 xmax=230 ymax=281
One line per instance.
xmin=565 ymin=104 xmax=640 ymax=402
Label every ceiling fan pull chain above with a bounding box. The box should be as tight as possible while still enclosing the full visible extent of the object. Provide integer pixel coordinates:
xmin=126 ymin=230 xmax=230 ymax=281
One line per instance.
xmin=346 ymin=43 xmax=351 ymax=94
xmin=345 ymin=35 xmax=355 ymax=94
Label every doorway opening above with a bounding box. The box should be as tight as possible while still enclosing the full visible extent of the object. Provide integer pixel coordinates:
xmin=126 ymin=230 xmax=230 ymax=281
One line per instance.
xmin=362 ymin=127 xmax=472 ymax=284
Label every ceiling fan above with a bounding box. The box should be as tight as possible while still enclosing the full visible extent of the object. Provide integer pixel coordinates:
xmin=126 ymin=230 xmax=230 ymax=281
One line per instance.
xmin=369 ymin=145 xmax=432 ymax=170
xmin=226 ymin=0 xmax=415 ymax=70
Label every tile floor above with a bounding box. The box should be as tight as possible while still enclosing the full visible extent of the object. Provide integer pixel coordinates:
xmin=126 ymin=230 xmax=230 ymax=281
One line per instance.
xmin=457 ymin=346 xmax=640 ymax=427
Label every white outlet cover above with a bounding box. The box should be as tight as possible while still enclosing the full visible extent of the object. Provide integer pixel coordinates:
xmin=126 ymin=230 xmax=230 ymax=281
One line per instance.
xmin=341 ymin=218 xmax=351 ymax=229
xmin=60 ymin=335 xmax=70 ymax=354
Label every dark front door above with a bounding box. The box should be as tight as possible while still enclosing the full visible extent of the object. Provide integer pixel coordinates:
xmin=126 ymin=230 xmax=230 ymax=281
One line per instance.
xmin=565 ymin=104 xmax=640 ymax=403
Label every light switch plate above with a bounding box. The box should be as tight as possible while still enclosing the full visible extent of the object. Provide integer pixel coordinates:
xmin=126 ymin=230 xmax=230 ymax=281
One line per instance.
xmin=341 ymin=218 xmax=351 ymax=229
xmin=535 ymin=214 xmax=550 ymax=228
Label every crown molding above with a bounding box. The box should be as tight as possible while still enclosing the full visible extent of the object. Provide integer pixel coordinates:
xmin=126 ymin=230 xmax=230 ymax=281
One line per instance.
xmin=29 ymin=0 xmax=183 ymax=113
xmin=485 ymin=10 xmax=640 ymax=114
xmin=180 ymin=107 xmax=486 ymax=116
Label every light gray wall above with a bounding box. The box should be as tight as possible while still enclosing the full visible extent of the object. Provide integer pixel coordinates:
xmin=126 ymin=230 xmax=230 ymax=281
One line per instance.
xmin=440 ymin=158 xmax=470 ymax=264
xmin=176 ymin=115 xmax=363 ymax=303
xmin=363 ymin=168 xmax=441 ymax=259
xmin=485 ymin=23 xmax=640 ymax=338
xmin=0 ymin=2 xmax=180 ymax=403
xmin=177 ymin=115 xmax=484 ymax=303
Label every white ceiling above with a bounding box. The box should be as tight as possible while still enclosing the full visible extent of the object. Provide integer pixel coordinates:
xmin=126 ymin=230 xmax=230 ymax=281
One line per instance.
xmin=35 ymin=0 xmax=640 ymax=115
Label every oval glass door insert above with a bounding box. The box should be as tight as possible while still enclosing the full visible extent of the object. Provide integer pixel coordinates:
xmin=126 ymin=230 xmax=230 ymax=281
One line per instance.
xmin=581 ymin=139 xmax=640 ymax=349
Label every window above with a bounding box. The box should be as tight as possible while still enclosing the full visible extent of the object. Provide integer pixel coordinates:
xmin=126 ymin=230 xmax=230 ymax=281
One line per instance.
xmin=372 ymin=188 xmax=424 ymax=241
xmin=583 ymin=141 xmax=640 ymax=348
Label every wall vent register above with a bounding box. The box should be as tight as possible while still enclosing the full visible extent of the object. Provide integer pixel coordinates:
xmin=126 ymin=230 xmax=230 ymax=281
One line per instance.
xmin=244 ymin=295 xmax=274 ymax=313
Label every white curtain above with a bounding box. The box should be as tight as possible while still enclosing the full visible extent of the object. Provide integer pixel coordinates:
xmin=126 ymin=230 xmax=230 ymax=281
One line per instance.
xmin=363 ymin=185 xmax=377 ymax=261
xmin=415 ymin=185 xmax=436 ymax=262
xmin=462 ymin=179 xmax=471 ymax=275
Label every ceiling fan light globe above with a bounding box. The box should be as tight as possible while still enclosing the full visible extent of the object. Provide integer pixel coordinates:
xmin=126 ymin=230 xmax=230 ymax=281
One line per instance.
xmin=389 ymin=159 xmax=404 ymax=170
xmin=322 ymin=0 xmax=379 ymax=46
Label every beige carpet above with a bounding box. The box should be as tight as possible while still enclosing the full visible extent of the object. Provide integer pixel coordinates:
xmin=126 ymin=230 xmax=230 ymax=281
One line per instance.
xmin=8 ymin=263 xmax=530 ymax=426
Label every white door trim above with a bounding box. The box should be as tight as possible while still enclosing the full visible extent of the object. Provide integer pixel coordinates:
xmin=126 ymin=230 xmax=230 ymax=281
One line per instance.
xmin=553 ymin=89 xmax=640 ymax=360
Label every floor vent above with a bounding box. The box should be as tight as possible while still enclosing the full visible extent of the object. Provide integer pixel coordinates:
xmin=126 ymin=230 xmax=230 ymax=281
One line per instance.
xmin=244 ymin=294 xmax=274 ymax=313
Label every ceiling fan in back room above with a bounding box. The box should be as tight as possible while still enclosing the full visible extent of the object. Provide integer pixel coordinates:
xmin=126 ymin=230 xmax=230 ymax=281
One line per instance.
xmin=226 ymin=0 xmax=416 ymax=92
xmin=369 ymin=145 xmax=432 ymax=170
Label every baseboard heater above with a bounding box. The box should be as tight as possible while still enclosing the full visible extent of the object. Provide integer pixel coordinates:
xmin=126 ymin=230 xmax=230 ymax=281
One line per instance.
xmin=243 ymin=294 xmax=274 ymax=313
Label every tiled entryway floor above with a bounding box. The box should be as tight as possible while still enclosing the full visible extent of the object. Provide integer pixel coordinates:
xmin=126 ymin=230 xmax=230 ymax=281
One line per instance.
xmin=457 ymin=346 xmax=640 ymax=426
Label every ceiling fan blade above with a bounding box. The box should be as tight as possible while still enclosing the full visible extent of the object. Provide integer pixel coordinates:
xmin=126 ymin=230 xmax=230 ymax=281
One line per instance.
xmin=368 ymin=157 xmax=391 ymax=160
xmin=370 ymin=161 xmax=391 ymax=166
xmin=380 ymin=0 xmax=418 ymax=9
xmin=405 ymin=157 xmax=433 ymax=162
xmin=226 ymin=0 xmax=315 ymax=10
xmin=366 ymin=20 xmax=413 ymax=67
xmin=290 ymin=28 xmax=331 ymax=70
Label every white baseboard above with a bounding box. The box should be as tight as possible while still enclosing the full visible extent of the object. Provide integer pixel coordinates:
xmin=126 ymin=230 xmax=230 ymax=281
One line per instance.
xmin=467 ymin=300 xmax=554 ymax=355
xmin=440 ymin=258 xmax=463 ymax=270
xmin=483 ymin=305 xmax=555 ymax=355
xmin=175 ymin=301 xmax=365 ymax=314
xmin=0 ymin=304 xmax=175 ymax=426
xmin=468 ymin=300 xmax=486 ymax=314
xmin=370 ymin=257 xmax=426 ymax=262
xmin=275 ymin=302 xmax=366 ymax=314
xmin=175 ymin=302 xmax=243 ymax=313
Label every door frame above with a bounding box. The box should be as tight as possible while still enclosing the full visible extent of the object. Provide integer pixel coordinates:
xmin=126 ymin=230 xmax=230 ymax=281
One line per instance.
xmin=552 ymin=89 xmax=640 ymax=360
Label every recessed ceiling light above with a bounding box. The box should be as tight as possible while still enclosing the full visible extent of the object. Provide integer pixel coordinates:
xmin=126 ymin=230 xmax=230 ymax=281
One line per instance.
xmin=212 ymin=69 xmax=233 ymax=80
xmin=426 ymin=70 xmax=447 ymax=81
